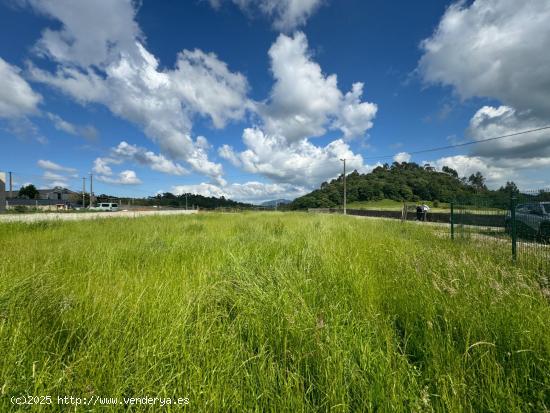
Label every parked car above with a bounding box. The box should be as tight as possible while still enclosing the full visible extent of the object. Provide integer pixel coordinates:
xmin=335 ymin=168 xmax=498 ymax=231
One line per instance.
xmin=91 ymin=202 xmax=119 ymax=212
xmin=505 ymin=202 xmax=550 ymax=241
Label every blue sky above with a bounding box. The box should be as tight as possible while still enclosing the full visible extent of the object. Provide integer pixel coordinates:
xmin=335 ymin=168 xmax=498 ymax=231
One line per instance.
xmin=1 ymin=0 xmax=549 ymax=202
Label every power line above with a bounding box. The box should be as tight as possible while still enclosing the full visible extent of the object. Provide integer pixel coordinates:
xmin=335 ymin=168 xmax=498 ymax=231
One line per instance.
xmin=364 ymin=125 xmax=550 ymax=161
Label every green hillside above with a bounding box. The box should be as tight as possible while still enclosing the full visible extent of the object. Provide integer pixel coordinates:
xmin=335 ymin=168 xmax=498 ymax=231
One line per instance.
xmin=290 ymin=162 xmax=518 ymax=209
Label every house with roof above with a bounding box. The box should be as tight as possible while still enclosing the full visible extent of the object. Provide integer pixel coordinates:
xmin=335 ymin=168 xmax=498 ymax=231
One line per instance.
xmin=7 ymin=186 xmax=80 ymax=210
xmin=36 ymin=186 xmax=79 ymax=201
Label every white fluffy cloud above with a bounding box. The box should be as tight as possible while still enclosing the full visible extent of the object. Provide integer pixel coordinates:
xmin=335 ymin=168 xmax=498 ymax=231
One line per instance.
xmin=419 ymin=0 xmax=550 ymax=119
xmin=25 ymin=0 xmax=249 ymax=184
xmin=209 ymin=0 xmax=323 ymax=31
xmin=0 ymin=57 xmax=42 ymax=118
xmin=110 ymin=141 xmax=188 ymax=175
xmin=172 ymin=181 xmax=307 ymax=203
xmin=393 ymin=152 xmax=411 ymax=163
xmin=260 ymin=32 xmax=377 ymax=142
xmin=428 ymin=154 xmax=550 ymax=189
xmin=27 ymin=0 xmax=141 ymax=68
xmin=217 ymin=32 xmax=377 ymax=188
xmin=96 ymin=170 xmax=141 ymax=185
xmin=92 ymin=158 xmax=118 ymax=176
xmin=429 ymin=155 xmax=509 ymax=186
xmin=93 ymin=141 xmax=188 ymax=179
xmin=219 ymin=127 xmax=368 ymax=186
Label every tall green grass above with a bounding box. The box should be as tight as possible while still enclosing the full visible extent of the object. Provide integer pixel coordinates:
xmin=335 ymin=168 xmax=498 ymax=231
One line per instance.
xmin=0 ymin=213 xmax=548 ymax=411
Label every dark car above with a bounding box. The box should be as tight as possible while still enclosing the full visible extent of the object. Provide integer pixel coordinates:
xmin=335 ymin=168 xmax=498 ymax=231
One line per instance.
xmin=505 ymin=202 xmax=550 ymax=241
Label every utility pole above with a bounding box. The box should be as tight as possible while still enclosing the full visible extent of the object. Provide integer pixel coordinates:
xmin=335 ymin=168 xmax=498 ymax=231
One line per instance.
xmin=185 ymin=194 xmax=188 ymax=210
xmin=340 ymin=158 xmax=347 ymax=215
xmin=8 ymin=171 xmax=12 ymax=199
xmin=82 ymin=177 xmax=86 ymax=208
xmin=89 ymin=173 xmax=93 ymax=208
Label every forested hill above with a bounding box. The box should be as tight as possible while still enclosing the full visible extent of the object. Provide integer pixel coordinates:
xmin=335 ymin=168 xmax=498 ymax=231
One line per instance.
xmin=290 ymin=162 xmax=518 ymax=209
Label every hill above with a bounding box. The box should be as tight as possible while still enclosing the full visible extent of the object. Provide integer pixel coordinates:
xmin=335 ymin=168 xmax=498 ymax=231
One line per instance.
xmin=290 ymin=162 xmax=518 ymax=209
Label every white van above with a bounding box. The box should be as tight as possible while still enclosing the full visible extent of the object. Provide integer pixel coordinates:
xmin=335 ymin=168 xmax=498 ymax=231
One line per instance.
xmin=94 ymin=202 xmax=119 ymax=212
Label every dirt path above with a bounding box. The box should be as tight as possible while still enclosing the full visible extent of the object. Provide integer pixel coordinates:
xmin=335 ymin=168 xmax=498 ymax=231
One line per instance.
xmin=0 ymin=209 xmax=199 ymax=223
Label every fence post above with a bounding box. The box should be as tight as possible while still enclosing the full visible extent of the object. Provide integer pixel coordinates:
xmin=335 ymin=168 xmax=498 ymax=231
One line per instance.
xmin=450 ymin=201 xmax=455 ymax=240
xmin=511 ymin=196 xmax=517 ymax=261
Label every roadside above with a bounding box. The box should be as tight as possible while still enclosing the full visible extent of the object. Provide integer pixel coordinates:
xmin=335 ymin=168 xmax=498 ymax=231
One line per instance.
xmin=0 ymin=209 xmax=198 ymax=223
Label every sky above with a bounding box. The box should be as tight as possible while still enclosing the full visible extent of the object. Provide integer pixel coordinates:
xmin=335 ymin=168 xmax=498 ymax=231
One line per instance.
xmin=1 ymin=0 xmax=549 ymax=203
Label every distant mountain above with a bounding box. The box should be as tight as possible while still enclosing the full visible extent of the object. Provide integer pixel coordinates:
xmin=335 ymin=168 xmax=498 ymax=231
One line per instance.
xmin=260 ymin=199 xmax=292 ymax=207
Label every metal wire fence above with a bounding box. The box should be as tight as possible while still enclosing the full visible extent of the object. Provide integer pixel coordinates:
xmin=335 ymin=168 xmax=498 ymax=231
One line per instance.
xmin=452 ymin=190 xmax=550 ymax=278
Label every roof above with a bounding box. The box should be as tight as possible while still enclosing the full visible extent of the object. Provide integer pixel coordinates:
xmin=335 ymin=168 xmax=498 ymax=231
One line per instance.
xmin=37 ymin=187 xmax=78 ymax=195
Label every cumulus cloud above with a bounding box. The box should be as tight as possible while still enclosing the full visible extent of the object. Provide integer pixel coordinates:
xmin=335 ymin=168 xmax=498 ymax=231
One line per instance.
xmin=219 ymin=127 xmax=367 ymax=186
xmin=96 ymin=170 xmax=141 ymax=185
xmin=172 ymin=180 xmax=307 ymax=203
xmin=427 ymin=154 xmax=550 ymax=189
xmin=208 ymin=0 xmax=324 ymax=31
xmin=218 ymin=32 xmax=377 ymax=189
xmin=92 ymin=158 xmax=117 ymax=176
xmin=260 ymin=32 xmax=377 ymax=143
xmin=335 ymin=83 xmax=377 ymax=140
xmin=93 ymin=141 xmax=188 ymax=184
xmin=0 ymin=57 xmax=42 ymax=118
xmin=428 ymin=155 xmax=509 ymax=186
xmin=467 ymin=105 xmax=550 ymax=160
xmin=419 ymin=1 xmax=550 ymax=187
xmin=27 ymin=0 xmax=142 ymax=68
xmin=426 ymin=105 xmax=550 ymax=188
xmin=419 ymin=0 xmax=550 ymax=119
xmin=393 ymin=152 xmax=411 ymax=163
xmin=25 ymin=0 xmax=249 ymax=184
xmin=110 ymin=141 xmax=188 ymax=175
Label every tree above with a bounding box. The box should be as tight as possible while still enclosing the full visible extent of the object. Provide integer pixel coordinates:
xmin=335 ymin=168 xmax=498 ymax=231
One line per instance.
xmin=498 ymin=181 xmax=519 ymax=194
xmin=468 ymin=172 xmax=487 ymax=191
xmin=18 ymin=184 xmax=39 ymax=199
xmin=442 ymin=166 xmax=459 ymax=178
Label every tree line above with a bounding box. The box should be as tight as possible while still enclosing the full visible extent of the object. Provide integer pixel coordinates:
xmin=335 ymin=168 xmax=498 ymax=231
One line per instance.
xmin=14 ymin=185 xmax=254 ymax=209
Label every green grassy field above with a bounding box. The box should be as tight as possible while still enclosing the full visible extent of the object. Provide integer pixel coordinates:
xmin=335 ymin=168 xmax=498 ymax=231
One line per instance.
xmin=346 ymin=199 xmax=451 ymax=212
xmin=0 ymin=213 xmax=548 ymax=411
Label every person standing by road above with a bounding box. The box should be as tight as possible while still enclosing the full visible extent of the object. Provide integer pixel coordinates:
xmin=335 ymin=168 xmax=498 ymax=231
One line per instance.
xmin=421 ymin=204 xmax=430 ymax=221
xmin=416 ymin=205 xmax=423 ymax=221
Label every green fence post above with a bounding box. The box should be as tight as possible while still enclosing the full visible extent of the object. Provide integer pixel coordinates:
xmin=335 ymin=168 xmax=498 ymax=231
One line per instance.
xmin=450 ymin=201 xmax=455 ymax=240
xmin=511 ymin=196 xmax=517 ymax=261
